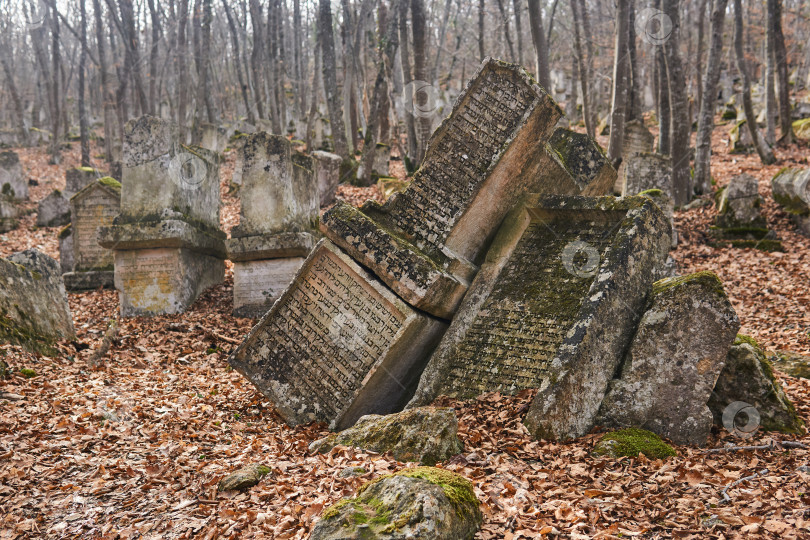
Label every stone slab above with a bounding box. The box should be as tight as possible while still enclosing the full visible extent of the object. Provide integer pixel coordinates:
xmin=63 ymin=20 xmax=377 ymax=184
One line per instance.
xmin=622 ymin=152 xmax=672 ymax=198
xmin=0 ymin=196 xmax=18 ymax=233
xmin=225 ymin=231 xmax=316 ymax=262
xmin=114 ymin=247 xmax=225 ymax=317
xmin=99 ymin=219 xmax=226 ymax=258
xmin=232 ymin=257 xmax=306 ymax=318
xmin=65 ymin=167 xmax=101 ymax=199
xmin=58 ymin=225 xmax=74 ymax=274
xmin=63 ymin=270 xmax=115 ymax=291
xmin=409 ymin=195 xmax=670 ymax=442
xmin=0 ymin=151 xmax=26 ymax=201
xmin=36 ymin=190 xmax=71 ymax=227
xmin=312 ymin=150 xmax=342 ymax=206
xmin=228 ymin=239 xmax=448 ymax=430
xmin=70 ymin=180 xmax=121 ymax=272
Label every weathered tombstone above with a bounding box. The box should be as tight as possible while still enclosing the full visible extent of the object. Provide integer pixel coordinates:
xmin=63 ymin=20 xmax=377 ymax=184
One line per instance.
xmin=595 ymin=272 xmax=740 ymax=446
xmin=0 ymin=249 xmax=75 ymax=352
xmin=410 ymin=195 xmax=670 ymax=442
xmin=372 ymin=142 xmax=391 ymax=177
xmin=36 ymin=190 xmax=71 ymax=227
xmin=64 ymin=167 xmax=100 ymax=199
xmin=228 ymin=239 xmax=449 ymax=429
xmin=0 ymin=150 xmax=26 ymax=201
xmin=225 ymin=133 xmax=319 ymax=317
xmin=62 ymin=178 xmax=121 ymax=290
xmin=710 ymin=174 xmax=781 ymax=251
xmin=58 ymin=225 xmax=74 ymax=274
xmin=729 ymin=119 xmax=753 ymax=153
xmin=98 ymin=116 xmax=226 ymax=316
xmin=0 ymin=195 xmax=18 ymax=233
xmin=772 ymin=167 xmax=810 ymax=237
xmin=621 ymin=152 xmax=672 ymax=199
xmin=200 ymin=123 xmax=229 ymax=153
xmin=616 ymin=120 xmax=655 ymax=194
xmin=639 ymin=188 xmax=678 ymax=249
xmin=312 ymin=150 xmax=342 ymax=206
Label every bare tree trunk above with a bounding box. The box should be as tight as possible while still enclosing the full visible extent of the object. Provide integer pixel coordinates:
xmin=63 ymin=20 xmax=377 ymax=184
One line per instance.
xmin=527 ymin=0 xmax=551 ymax=90
xmin=400 ymin=0 xmax=418 ymax=169
xmin=305 ymin=40 xmax=322 ymax=151
xmin=79 ymin=0 xmax=90 ymax=166
xmin=772 ymin=0 xmax=793 ymax=144
xmin=92 ymin=0 xmax=115 ymax=162
xmin=607 ymin=0 xmax=630 ymax=161
xmin=656 ymin=43 xmax=670 ymax=155
xmin=695 ymin=0 xmax=707 ymax=115
xmin=765 ymin=12 xmax=777 ymax=146
xmin=626 ymin=0 xmax=641 ymax=122
xmin=0 ymin=50 xmax=29 ymax=146
xmin=248 ymin=0 xmax=266 ymax=120
xmin=411 ymin=0 xmax=430 ymax=165
xmin=293 ymin=0 xmax=304 ymax=119
xmin=147 ymin=0 xmax=160 ymax=115
xmin=432 ymin=0 xmax=453 ymax=81
xmin=512 ymin=0 xmax=524 ymax=67
xmin=177 ymin=0 xmax=191 ymax=138
xmin=319 ymin=0 xmax=349 ymax=157
xmin=570 ymin=0 xmax=593 ymax=136
xmin=694 ymin=0 xmax=728 ymax=194
xmin=193 ymin=0 xmax=216 ymax=142
xmin=578 ymin=0 xmax=595 ymax=132
xmin=733 ymin=0 xmax=776 ymax=164
xmin=223 ymin=0 xmax=255 ymax=123
xmin=495 ymin=0 xmax=517 ymax=61
xmin=663 ymin=0 xmax=691 ymax=205
xmin=477 ymin=0 xmax=485 ymax=62
xmin=49 ymin=3 xmax=61 ymax=164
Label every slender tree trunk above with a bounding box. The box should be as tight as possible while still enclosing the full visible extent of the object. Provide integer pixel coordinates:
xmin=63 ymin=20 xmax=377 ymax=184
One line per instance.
xmin=400 ymin=0 xmax=418 ymax=168
xmin=177 ymin=0 xmax=191 ymax=138
xmin=570 ymin=0 xmax=593 ymax=136
xmin=0 ymin=52 xmax=29 ymax=146
xmin=293 ymin=0 xmax=304 ymax=119
xmin=147 ymin=0 xmax=160 ymax=115
xmin=607 ymin=0 xmax=630 ymax=161
xmin=411 ymin=0 xmax=430 ymax=165
xmin=432 ymin=0 xmax=453 ymax=81
xmin=772 ymin=0 xmax=793 ymax=144
xmin=92 ymin=0 xmax=115 ymax=162
xmin=663 ymin=0 xmax=691 ymax=205
xmin=694 ymin=0 xmax=728 ymax=194
xmin=495 ymin=0 xmax=516 ymax=61
xmin=578 ymin=0 xmax=595 ymax=132
xmin=656 ymin=43 xmax=671 ymax=154
xmin=319 ymin=0 xmax=349 ymax=157
xmin=733 ymin=0 xmax=776 ymax=164
xmin=305 ymin=40 xmax=322 ymax=152
xmin=627 ymin=0 xmax=641 ymax=122
xmin=696 ymin=0 xmax=707 ymax=117
xmin=49 ymin=3 xmax=61 ymax=164
xmin=513 ymin=0 xmax=524 ymax=67
xmin=477 ymin=0 xmax=485 ymax=62
xmin=79 ymin=0 xmax=90 ymax=166
xmin=223 ymin=0 xmax=255 ymax=123
xmin=248 ymin=0 xmax=265 ymax=120
xmin=528 ymin=0 xmax=551 ymax=90
xmin=765 ymin=13 xmax=777 ymax=146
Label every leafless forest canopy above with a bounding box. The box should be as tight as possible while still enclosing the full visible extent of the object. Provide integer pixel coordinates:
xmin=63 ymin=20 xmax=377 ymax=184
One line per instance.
xmin=0 ymin=0 xmax=808 ymax=195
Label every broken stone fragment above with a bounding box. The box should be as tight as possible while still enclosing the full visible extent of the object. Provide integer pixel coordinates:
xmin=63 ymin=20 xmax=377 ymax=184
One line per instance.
xmin=709 ymin=336 xmax=804 ymax=435
xmin=311 ymin=150 xmax=342 ymax=206
xmin=217 ymin=463 xmax=272 ymax=492
xmin=596 ymin=271 xmax=740 ymax=446
xmin=592 ymin=428 xmax=676 ymax=459
xmin=309 ymin=407 xmax=463 ymax=466
xmin=311 ymin=467 xmax=481 ymax=540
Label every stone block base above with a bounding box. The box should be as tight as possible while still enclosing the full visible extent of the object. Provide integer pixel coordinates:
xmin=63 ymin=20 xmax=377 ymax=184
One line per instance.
xmin=63 ymin=270 xmax=115 ymax=291
xmin=114 ymin=247 xmax=224 ymax=317
xmin=232 ymin=257 xmax=306 ymax=318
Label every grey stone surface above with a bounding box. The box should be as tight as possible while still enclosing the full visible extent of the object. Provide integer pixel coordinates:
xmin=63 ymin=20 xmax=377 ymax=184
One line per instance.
xmin=0 ymin=195 xmax=18 ymax=233
xmin=36 ymin=190 xmax=71 ymax=227
xmin=63 ymin=270 xmax=115 ymax=291
xmin=409 ymin=195 xmax=670 ymax=442
xmin=638 ymin=188 xmax=677 ymax=248
xmin=99 ymin=218 xmax=226 ymax=258
xmin=58 ymin=225 xmax=74 ymax=274
xmin=311 ymin=469 xmax=481 ymax=540
xmin=217 ymin=463 xmax=272 ymax=492
xmin=0 ymin=249 xmax=75 ymax=350
xmin=772 ymin=167 xmax=810 ymax=236
xmin=231 ymin=257 xmax=306 ymax=318
xmin=64 ymin=167 xmax=100 ymax=199
xmin=616 ymin=120 xmax=655 ymax=193
xmin=225 ymin=231 xmax=316 ymax=262
xmin=312 ymin=150 xmax=342 ymax=206
xmin=0 ymin=151 xmax=26 ymax=201
xmin=228 ymin=239 xmax=448 ymax=430
xmin=596 ymin=272 xmax=740 ymax=446
xmin=709 ymin=337 xmax=804 ymax=435
xmin=716 ymin=173 xmax=766 ymax=229
xmin=622 ymin=152 xmax=672 ymax=199
xmin=309 ymin=407 xmax=463 ymax=465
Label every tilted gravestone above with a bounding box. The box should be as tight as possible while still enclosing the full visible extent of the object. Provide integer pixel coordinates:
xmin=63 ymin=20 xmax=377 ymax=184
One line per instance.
xmin=225 ymin=133 xmax=319 ymax=317
xmin=622 ymin=152 xmax=672 ymax=199
xmin=99 ymin=116 xmax=226 ymax=316
xmin=36 ymin=190 xmax=71 ymax=227
xmin=65 ymin=167 xmax=101 ymax=199
xmin=62 ymin=178 xmax=121 ymax=290
xmin=228 ymin=239 xmax=448 ymax=430
xmin=616 ymin=120 xmax=655 ymax=194
xmin=0 ymin=249 xmax=75 ymax=352
xmin=410 ymin=195 xmax=670 ymax=442
xmin=321 ymin=59 xmax=614 ymax=319
xmin=312 ymin=150 xmax=343 ymax=206
xmin=230 ymin=59 xmax=609 ymax=429
xmin=0 ymin=150 xmax=26 ymax=201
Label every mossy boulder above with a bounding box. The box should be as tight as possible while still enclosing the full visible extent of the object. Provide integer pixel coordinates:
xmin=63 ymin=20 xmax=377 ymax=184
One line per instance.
xmin=310 ymin=407 xmax=463 ymax=466
xmin=311 ymin=467 xmax=481 ymax=540
xmin=709 ymin=336 xmax=804 ymax=435
xmin=793 ymin=118 xmax=810 ymax=141
xmin=216 ymin=463 xmax=272 ymax=491
xmin=770 ymin=350 xmax=810 ymax=379
xmin=715 ymin=173 xmax=766 ymax=229
xmin=593 ymin=428 xmax=676 ymax=459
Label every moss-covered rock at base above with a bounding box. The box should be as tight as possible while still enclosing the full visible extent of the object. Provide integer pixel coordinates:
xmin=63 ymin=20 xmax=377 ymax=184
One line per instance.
xmin=19 ymin=368 xmax=37 ymax=378
xmin=793 ymin=118 xmax=810 ymax=141
xmin=709 ymin=339 xmax=804 ymax=435
xmin=312 ymin=467 xmax=482 ymax=540
xmin=216 ymin=463 xmax=272 ymax=491
xmin=309 ymin=407 xmax=463 ymax=466
xmin=98 ymin=176 xmax=122 ymax=192
xmin=592 ymin=428 xmax=676 ymax=459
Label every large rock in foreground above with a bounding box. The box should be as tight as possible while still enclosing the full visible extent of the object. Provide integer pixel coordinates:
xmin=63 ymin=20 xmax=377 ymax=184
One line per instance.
xmin=0 ymin=249 xmax=75 ymax=352
xmin=311 ymin=467 xmax=481 ymax=540
xmin=309 ymin=407 xmax=463 ymax=466
xmin=709 ymin=336 xmax=804 ymax=435
xmin=597 ymin=272 xmax=740 ymax=446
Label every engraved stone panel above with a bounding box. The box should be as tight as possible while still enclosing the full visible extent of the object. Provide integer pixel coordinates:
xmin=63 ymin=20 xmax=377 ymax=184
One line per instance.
xmin=232 ymin=257 xmax=306 ymax=318
xmin=409 ymin=195 xmax=670 ymax=441
xmin=229 ymin=239 xmax=448 ymax=430
xmin=622 ymin=152 xmax=672 ymax=198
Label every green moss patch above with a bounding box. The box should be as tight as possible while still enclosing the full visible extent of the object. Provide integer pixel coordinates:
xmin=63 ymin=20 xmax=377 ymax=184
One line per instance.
xmin=98 ymin=176 xmax=122 ymax=192
xmin=652 ymin=270 xmax=726 ymax=298
xmin=593 ymin=428 xmax=676 ymax=459
xmin=20 ymin=368 xmax=37 ymax=378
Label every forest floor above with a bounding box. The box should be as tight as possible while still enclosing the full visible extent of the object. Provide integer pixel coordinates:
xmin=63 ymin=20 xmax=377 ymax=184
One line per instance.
xmin=2 ymin=119 xmax=810 ymax=539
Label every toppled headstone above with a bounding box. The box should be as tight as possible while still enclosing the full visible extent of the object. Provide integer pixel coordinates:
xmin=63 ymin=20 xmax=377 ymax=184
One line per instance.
xmin=217 ymin=463 xmax=272 ymax=492
xmin=99 ymin=116 xmax=226 ymax=316
xmin=616 ymin=120 xmax=655 ymax=194
xmin=64 ymin=167 xmax=100 ymax=199
xmin=622 ymin=152 xmax=672 ymax=198
xmin=312 ymin=467 xmax=481 ymax=540
xmin=709 ymin=336 xmax=804 ymax=435
xmin=596 ymin=272 xmax=740 ymax=446
xmin=229 ymin=239 xmax=448 ymax=429
xmin=772 ymin=168 xmax=810 ymax=237
xmin=312 ymin=150 xmax=342 ymax=206
xmin=36 ymin=190 xmax=71 ymax=227
xmin=592 ymin=428 xmax=676 ymax=459
xmin=0 ymin=249 xmax=75 ymax=352
xmin=0 ymin=195 xmax=17 ymax=233
xmin=710 ymin=173 xmax=780 ymax=251
xmin=63 ymin=178 xmax=121 ymax=290
xmin=225 ymin=133 xmax=319 ymax=317
xmin=0 ymin=151 xmax=26 ymax=201
xmin=410 ymin=195 xmax=670 ymax=442
xmin=310 ymin=407 xmax=463 ymax=465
